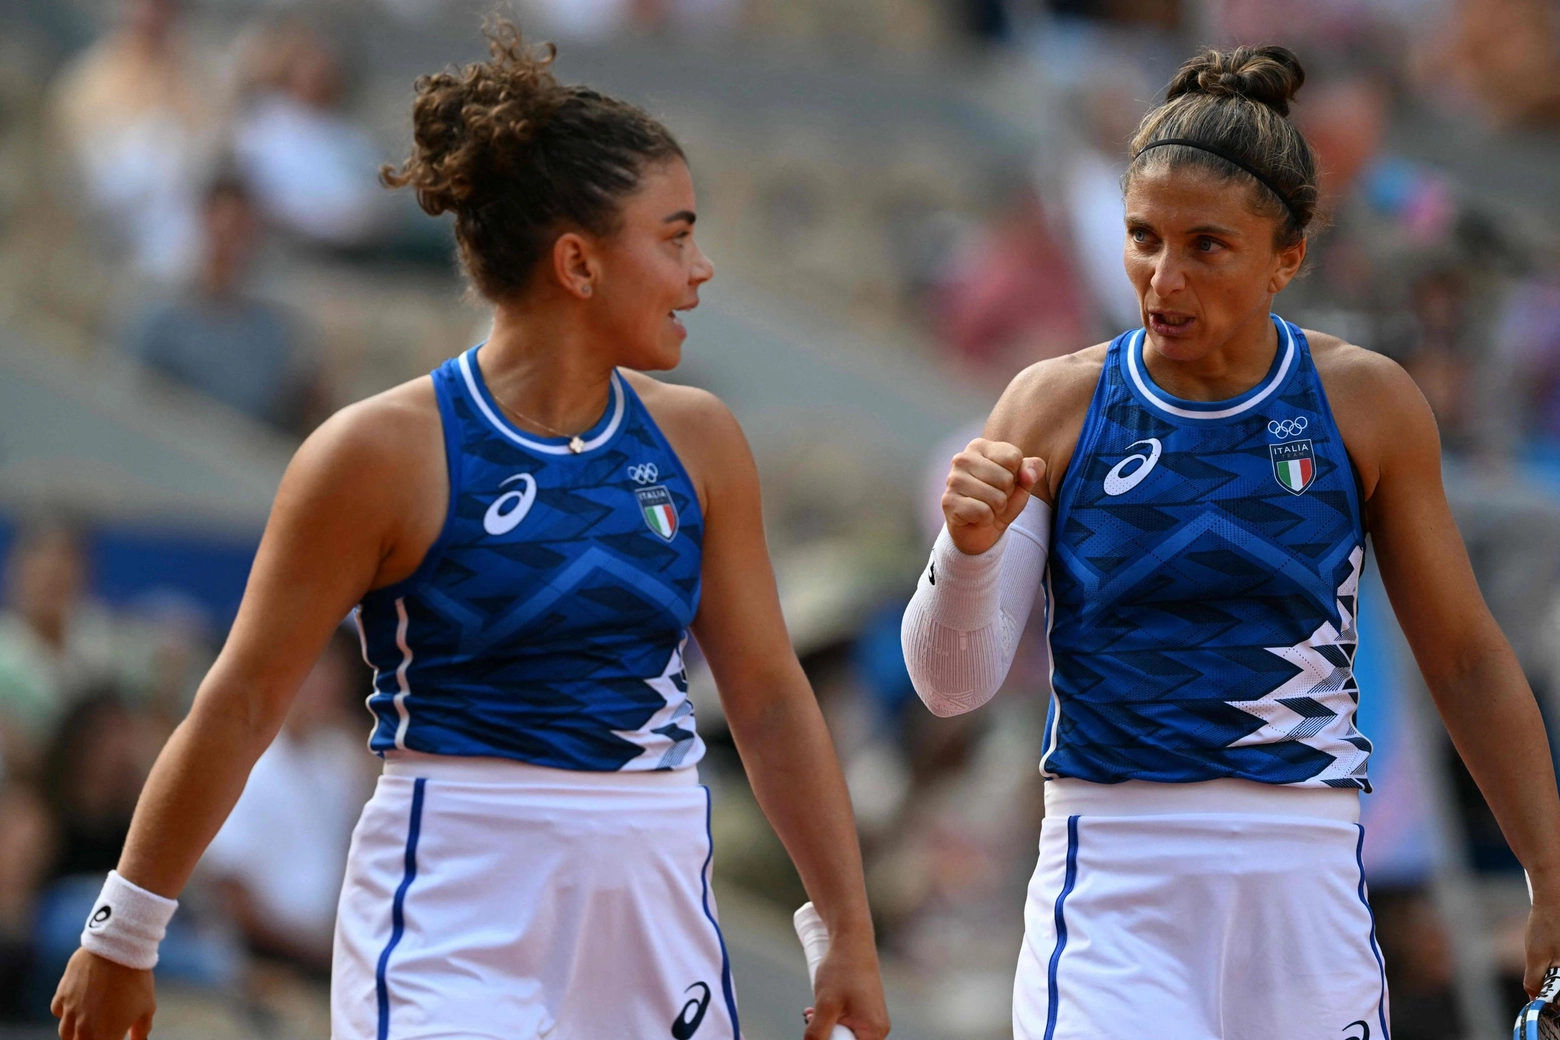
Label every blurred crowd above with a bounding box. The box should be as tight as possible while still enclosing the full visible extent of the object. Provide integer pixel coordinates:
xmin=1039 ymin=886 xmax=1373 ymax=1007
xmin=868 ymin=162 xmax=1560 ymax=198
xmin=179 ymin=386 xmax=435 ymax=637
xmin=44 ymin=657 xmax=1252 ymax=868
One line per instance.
xmin=0 ymin=0 xmax=1558 ymax=1038
xmin=934 ymin=3 xmax=1560 ymax=472
xmin=0 ymin=514 xmax=375 ymax=1027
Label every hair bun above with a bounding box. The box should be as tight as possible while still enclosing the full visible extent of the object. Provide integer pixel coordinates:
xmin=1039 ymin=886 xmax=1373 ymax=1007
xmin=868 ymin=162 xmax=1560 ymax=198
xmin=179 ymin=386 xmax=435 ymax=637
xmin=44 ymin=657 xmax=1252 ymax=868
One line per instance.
xmin=381 ymin=20 xmax=564 ymax=216
xmin=1165 ymin=45 xmax=1305 ymax=117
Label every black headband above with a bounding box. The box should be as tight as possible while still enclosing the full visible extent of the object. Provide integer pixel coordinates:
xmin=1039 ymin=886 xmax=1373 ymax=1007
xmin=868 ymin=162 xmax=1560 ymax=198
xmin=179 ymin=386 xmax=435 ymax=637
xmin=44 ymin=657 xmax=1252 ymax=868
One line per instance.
xmin=1133 ymin=137 xmax=1302 ymax=224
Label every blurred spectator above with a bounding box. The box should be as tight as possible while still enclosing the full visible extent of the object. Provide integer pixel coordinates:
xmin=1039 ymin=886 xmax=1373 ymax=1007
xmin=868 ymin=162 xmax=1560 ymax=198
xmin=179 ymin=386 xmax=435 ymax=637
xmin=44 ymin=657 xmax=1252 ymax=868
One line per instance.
xmin=0 ymin=520 xmax=120 ymax=768
xmin=122 ymin=175 xmax=324 ymax=435
xmin=0 ymin=786 xmax=52 ymax=1020
xmin=1059 ymin=75 xmax=1150 ymax=334
xmin=31 ymin=689 xmax=239 ymax=1001
xmin=1301 ymin=76 xmax=1392 ymax=218
xmin=1495 ymin=268 xmax=1560 ymax=445
xmin=1427 ymin=0 xmax=1560 ymax=127
xmin=1373 ymin=888 xmax=1462 ymax=1040
xmin=201 ymin=628 xmax=374 ymax=975
xmin=929 ymin=186 xmax=1090 ymax=376
xmin=1289 ymin=72 xmax=1520 ymax=454
xmin=48 ymin=0 xmax=218 ymax=282
xmin=39 ymin=691 xmax=157 ymax=883
xmin=1209 ymin=0 xmax=1404 ymax=54
xmin=233 ymin=22 xmax=389 ymax=250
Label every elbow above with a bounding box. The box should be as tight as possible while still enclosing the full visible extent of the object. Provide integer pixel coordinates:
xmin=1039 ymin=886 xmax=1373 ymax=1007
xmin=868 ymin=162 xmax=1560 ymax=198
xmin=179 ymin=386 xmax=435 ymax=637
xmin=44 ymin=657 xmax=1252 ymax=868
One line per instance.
xmin=905 ymin=655 xmax=993 ymax=718
xmin=900 ymin=612 xmax=999 ymax=718
xmin=918 ymin=689 xmax=981 ymax=718
xmin=187 ymin=679 xmax=290 ymax=756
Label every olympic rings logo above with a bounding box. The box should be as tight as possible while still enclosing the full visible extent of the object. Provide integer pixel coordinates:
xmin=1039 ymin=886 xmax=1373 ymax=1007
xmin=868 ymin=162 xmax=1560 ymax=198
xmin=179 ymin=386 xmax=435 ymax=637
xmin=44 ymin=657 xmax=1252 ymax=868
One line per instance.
xmin=627 ymin=463 xmax=659 ymax=485
xmin=1267 ymin=417 xmax=1309 ymax=439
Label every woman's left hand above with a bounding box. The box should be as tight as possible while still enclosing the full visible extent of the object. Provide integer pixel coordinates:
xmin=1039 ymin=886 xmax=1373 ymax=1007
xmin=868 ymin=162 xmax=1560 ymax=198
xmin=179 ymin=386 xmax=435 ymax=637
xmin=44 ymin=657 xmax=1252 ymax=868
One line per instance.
xmin=805 ymin=933 xmax=890 ymax=1040
xmin=1524 ymin=885 xmax=1560 ymax=997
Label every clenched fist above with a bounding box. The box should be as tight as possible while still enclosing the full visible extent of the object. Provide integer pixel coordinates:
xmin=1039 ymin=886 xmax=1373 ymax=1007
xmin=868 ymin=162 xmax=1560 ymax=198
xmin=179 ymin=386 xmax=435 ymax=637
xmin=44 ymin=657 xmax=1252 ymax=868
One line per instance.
xmin=941 ymin=438 xmax=1045 ymax=556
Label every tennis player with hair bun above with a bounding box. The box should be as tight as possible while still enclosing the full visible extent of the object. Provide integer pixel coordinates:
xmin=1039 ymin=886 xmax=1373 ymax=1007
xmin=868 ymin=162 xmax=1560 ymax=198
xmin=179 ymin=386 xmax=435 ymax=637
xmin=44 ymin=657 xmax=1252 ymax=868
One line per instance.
xmin=51 ymin=21 xmax=888 ymax=1040
xmin=903 ymin=44 xmax=1560 ymax=1038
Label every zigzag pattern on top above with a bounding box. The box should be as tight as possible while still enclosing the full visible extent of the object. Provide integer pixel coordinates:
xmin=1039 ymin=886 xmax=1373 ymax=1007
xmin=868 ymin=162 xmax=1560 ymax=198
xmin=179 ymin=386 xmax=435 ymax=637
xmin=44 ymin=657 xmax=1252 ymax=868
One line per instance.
xmin=1043 ymin=318 xmax=1370 ymax=789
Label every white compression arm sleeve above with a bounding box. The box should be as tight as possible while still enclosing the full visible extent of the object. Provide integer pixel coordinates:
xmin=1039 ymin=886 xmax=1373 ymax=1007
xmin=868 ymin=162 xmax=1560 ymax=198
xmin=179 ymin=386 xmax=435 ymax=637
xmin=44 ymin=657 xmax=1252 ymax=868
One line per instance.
xmin=900 ymin=498 xmax=1050 ymax=717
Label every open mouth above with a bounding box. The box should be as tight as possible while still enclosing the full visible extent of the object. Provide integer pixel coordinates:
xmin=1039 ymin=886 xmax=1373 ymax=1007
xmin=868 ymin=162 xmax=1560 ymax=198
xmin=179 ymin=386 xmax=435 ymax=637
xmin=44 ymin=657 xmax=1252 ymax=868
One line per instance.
xmin=1149 ymin=311 xmax=1195 ymax=335
xmin=669 ymin=299 xmax=698 ymax=334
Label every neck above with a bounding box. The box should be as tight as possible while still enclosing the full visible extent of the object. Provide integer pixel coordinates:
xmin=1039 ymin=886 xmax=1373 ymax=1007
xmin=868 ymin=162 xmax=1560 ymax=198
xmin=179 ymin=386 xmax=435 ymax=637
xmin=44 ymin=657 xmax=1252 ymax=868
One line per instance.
xmin=1143 ymin=307 xmax=1278 ymax=402
xmin=480 ymin=296 xmax=617 ymax=435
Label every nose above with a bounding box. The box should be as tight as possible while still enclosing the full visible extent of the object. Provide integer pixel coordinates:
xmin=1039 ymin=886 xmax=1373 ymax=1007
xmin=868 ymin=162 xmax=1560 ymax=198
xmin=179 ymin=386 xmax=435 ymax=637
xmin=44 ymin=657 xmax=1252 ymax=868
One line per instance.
xmin=691 ymin=241 xmax=714 ymax=286
xmin=1149 ymin=250 xmax=1185 ymax=299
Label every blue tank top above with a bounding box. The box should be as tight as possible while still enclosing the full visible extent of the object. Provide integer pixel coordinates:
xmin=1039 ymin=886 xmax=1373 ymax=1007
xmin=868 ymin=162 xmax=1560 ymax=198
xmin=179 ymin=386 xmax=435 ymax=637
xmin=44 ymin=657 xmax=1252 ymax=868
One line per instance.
xmin=1043 ymin=315 xmax=1370 ymax=789
xmin=356 ymin=346 xmax=705 ymax=772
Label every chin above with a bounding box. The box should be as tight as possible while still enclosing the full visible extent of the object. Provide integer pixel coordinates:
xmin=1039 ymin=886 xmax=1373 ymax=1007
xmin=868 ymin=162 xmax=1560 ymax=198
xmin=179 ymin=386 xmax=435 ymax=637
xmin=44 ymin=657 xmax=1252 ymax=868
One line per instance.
xmin=625 ymin=341 xmax=682 ymax=372
xmin=1146 ymin=333 xmax=1205 ymax=361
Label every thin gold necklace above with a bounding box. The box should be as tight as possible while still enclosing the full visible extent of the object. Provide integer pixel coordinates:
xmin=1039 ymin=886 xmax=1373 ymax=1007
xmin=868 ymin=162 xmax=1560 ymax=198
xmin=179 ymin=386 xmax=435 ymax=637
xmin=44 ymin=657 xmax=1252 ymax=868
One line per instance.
xmin=491 ymin=395 xmax=588 ymax=454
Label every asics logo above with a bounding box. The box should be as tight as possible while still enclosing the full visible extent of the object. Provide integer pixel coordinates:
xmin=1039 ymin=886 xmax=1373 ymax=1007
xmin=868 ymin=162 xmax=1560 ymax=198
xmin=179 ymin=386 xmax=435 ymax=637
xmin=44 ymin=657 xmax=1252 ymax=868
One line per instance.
xmin=1102 ymin=438 xmax=1162 ymax=497
xmin=87 ymin=905 xmax=111 ymax=929
xmin=1342 ymin=1020 xmax=1369 ymax=1040
xmin=1267 ymin=416 xmax=1309 ymax=439
xmin=483 ymin=473 xmax=537 ymax=536
xmin=627 ymin=463 xmax=660 ymax=485
xmin=670 ymin=981 xmax=711 ymax=1038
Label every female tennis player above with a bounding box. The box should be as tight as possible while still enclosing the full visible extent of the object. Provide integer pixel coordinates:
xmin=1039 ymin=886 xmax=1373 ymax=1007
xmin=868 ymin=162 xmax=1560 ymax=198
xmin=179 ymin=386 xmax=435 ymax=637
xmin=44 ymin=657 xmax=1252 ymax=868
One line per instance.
xmin=52 ymin=23 xmax=888 ymax=1040
xmin=903 ymin=45 xmax=1560 ymax=1039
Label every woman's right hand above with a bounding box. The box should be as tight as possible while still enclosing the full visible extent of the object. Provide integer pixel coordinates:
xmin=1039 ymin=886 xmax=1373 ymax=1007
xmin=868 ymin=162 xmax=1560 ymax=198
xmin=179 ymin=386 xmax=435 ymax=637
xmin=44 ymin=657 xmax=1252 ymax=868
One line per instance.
xmin=52 ymin=948 xmax=156 ymax=1040
xmin=941 ymin=438 xmax=1045 ymax=556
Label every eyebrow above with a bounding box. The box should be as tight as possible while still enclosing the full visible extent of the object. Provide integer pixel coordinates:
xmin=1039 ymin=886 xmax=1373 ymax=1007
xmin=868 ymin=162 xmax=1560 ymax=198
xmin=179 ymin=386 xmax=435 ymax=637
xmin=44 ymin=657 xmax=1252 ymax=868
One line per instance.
xmin=663 ymin=210 xmax=697 ymax=225
xmin=1124 ymin=216 xmax=1241 ymax=237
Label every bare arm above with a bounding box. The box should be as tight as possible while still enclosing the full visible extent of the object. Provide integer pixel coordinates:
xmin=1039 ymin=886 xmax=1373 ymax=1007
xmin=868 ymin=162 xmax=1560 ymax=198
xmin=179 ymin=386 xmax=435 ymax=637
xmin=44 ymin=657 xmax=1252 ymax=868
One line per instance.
xmin=1356 ymin=355 xmax=1560 ymax=995
xmin=117 ymin=421 xmax=392 ymax=895
xmin=684 ymin=396 xmax=888 ymax=1040
xmin=53 ymin=389 xmax=438 ymax=1040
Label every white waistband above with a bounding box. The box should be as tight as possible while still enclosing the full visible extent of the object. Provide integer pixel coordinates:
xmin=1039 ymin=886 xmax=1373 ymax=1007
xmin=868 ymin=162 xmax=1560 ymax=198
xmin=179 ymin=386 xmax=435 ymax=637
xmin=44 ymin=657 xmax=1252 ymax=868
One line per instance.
xmin=1044 ymin=777 xmax=1360 ymax=823
xmin=383 ymin=750 xmax=699 ymax=787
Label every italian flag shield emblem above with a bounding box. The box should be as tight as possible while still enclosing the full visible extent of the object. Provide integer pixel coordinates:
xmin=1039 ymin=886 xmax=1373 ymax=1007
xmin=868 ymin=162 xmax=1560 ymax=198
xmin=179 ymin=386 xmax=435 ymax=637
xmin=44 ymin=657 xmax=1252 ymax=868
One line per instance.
xmin=635 ymin=485 xmax=679 ymax=541
xmin=1269 ymin=440 xmax=1316 ymax=495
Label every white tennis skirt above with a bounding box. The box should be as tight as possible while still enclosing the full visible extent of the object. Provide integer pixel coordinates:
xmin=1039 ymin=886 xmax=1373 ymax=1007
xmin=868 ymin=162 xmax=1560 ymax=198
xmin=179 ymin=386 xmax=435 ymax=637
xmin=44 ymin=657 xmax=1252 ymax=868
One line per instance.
xmin=1014 ymin=778 xmax=1390 ymax=1040
xmin=331 ymin=752 xmax=740 ymax=1040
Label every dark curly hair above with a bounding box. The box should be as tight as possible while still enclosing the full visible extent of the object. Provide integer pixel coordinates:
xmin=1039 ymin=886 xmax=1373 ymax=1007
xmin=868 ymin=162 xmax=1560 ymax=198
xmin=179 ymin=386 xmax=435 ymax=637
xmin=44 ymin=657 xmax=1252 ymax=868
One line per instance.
xmin=381 ymin=20 xmax=684 ymax=301
xmin=1126 ymin=45 xmax=1319 ymax=248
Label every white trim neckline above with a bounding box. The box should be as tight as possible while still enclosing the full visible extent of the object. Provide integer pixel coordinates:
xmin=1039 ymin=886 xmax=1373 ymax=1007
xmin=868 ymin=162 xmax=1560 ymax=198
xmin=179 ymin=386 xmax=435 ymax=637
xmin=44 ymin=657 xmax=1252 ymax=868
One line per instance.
xmin=458 ymin=351 xmax=627 ymax=455
xmin=1125 ymin=318 xmax=1295 ymax=421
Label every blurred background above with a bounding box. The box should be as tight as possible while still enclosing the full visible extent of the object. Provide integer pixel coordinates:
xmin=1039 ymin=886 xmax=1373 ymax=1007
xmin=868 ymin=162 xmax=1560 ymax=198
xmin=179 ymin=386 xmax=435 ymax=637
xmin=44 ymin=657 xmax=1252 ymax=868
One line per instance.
xmin=0 ymin=0 xmax=1558 ymax=1036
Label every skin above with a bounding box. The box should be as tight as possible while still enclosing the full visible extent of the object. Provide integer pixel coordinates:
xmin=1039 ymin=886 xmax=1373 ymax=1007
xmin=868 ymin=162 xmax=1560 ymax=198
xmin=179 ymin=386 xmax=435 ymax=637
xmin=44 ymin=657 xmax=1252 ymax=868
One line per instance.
xmin=52 ymin=157 xmax=889 ymax=1040
xmin=943 ymin=163 xmax=1560 ymax=998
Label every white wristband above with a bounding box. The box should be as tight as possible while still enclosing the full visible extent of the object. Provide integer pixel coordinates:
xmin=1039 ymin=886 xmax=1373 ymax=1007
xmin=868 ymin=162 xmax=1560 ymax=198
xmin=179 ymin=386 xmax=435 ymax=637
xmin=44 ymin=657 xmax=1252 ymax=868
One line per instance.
xmin=79 ymin=870 xmax=178 ymax=970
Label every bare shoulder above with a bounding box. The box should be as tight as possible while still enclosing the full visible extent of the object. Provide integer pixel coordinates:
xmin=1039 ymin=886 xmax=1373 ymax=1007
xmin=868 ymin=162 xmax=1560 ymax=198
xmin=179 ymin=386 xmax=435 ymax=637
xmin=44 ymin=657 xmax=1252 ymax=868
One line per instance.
xmin=300 ymin=375 xmax=440 ymax=474
xmin=277 ymin=375 xmax=443 ymax=527
xmin=1306 ymin=331 xmax=1412 ymax=392
xmin=984 ymin=344 xmax=1108 ymax=501
xmin=1305 ymin=329 xmax=1436 ymax=496
xmin=989 ymin=344 xmax=1109 ymax=445
xmin=273 ymin=374 xmax=449 ymax=587
xmin=620 ymin=370 xmax=749 ymax=513
xmin=621 ymin=369 xmax=738 ymax=435
xmin=1307 ymin=331 xmax=1431 ymax=423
